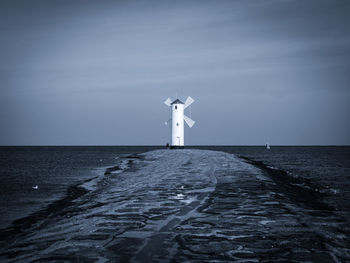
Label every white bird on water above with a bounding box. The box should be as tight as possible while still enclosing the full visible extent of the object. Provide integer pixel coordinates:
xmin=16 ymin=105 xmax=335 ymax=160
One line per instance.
xmin=32 ymin=185 xmax=39 ymax=190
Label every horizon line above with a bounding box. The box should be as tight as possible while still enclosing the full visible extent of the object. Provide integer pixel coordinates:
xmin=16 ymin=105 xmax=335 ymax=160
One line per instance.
xmin=1 ymin=145 xmax=349 ymax=147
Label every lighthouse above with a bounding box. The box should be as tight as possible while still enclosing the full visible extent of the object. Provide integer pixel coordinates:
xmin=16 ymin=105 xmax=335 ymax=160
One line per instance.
xmin=164 ymin=96 xmax=195 ymax=149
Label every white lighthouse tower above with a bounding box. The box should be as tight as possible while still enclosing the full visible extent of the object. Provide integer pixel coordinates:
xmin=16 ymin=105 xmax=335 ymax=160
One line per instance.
xmin=164 ymin=96 xmax=195 ymax=149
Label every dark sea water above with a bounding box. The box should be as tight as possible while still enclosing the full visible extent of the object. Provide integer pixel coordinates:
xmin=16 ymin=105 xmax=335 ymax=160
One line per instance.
xmin=0 ymin=146 xmax=160 ymax=229
xmin=196 ymin=146 xmax=350 ymax=214
xmin=0 ymin=146 xmax=349 ymax=262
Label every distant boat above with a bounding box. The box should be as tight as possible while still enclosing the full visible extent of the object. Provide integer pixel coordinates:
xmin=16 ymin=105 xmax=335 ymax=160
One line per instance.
xmin=32 ymin=185 xmax=39 ymax=190
xmin=266 ymin=143 xmax=270 ymax=150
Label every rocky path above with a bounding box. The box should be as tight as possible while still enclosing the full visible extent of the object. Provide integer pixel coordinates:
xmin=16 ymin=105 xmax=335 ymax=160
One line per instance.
xmin=1 ymin=150 xmax=349 ymax=262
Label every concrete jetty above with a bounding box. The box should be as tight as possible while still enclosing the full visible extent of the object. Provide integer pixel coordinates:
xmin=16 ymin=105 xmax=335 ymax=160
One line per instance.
xmin=1 ymin=150 xmax=349 ymax=262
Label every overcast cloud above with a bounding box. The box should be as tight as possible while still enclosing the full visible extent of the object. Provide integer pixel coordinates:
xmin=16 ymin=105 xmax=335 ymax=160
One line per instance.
xmin=0 ymin=0 xmax=349 ymax=145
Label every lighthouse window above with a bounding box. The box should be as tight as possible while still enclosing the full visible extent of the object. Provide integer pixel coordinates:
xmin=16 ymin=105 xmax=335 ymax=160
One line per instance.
xmin=175 ymin=106 xmax=177 ymax=110
xmin=177 ymin=123 xmax=179 ymax=126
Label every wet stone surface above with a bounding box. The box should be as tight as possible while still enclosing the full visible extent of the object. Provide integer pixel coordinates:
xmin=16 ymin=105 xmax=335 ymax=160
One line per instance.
xmin=1 ymin=149 xmax=350 ymax=262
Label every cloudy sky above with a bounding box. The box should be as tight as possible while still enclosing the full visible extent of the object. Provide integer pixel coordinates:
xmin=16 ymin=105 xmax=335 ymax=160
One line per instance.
xmin=1 ymin=0 xmax=349 ymax=145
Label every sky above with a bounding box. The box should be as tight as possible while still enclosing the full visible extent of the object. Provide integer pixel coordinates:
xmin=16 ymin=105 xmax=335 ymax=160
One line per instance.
xmin=0 ymin=0 xmax=349 ymax=145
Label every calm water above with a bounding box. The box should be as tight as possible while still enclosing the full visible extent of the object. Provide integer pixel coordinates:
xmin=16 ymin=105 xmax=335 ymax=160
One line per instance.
xmin=0 ymin=146 xmax=349 ymax=229
xmin=0 ymin=146 xmax=161 ymax=229
xmin=197 ymin=146 xmax=350 ymax=214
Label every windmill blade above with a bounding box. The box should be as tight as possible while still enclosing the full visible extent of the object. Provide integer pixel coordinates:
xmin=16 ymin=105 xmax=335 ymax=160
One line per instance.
xmin=165 ymin=118 xmax=172 ymax=126
xmin=164 ymin=98 xmax=172 ymax=107
xmin=184 ymin=115 xmax=195 ymax=128
xmin=184 ymin=96 xmax=194 ymax=109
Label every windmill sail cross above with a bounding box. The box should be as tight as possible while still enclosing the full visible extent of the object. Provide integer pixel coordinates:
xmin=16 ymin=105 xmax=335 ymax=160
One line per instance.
xmin=164 ymin=98 xmax=172 ymax=107
xmin=184 ymin=115 xmax=195 ymax=128
xmin=184 ymin=96 xmax=194 ymax=109
xmin=164 ymin=96 xmax=195 ymax=148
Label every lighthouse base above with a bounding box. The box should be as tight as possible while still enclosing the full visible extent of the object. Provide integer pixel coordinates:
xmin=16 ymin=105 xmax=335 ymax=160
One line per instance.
xmin=170 ymin=145 xmax=185 ymax=149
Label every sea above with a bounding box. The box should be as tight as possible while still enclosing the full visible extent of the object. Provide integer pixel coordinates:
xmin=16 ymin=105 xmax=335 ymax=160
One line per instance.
xmin=0 ymin=146 xmax=160 ymax=229
xmin=0 ymin=146 xmax=349 ymax=262
xmin=195 ymin=146 xmax=350 ymax=214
